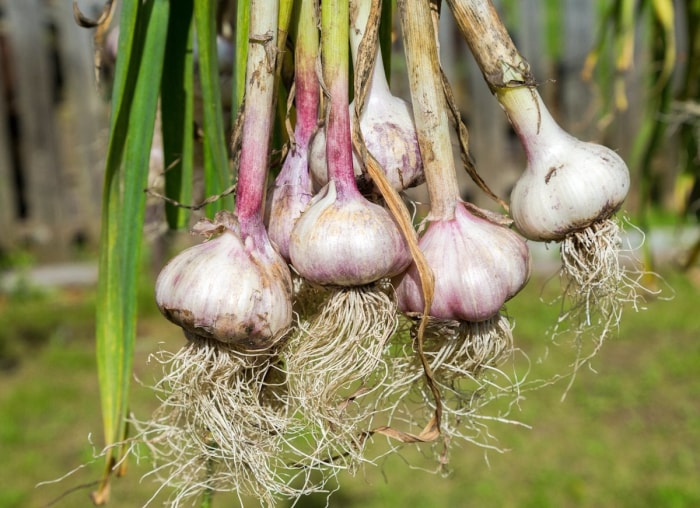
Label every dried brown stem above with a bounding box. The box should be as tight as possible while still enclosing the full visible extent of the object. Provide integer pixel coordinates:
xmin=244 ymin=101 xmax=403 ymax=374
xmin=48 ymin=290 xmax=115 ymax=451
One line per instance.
xmin=445 ymin=0 xmax=535 ymax=90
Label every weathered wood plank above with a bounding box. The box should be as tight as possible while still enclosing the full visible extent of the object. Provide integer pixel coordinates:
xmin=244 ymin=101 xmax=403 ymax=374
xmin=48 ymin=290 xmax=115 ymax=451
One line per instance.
xmin=0 ymin=48 xmax=18 ymax=250
xmin=5 ymin=0 xmax=67 ymax=256
xmin=51 ymin=1 xmax=107 ymax=246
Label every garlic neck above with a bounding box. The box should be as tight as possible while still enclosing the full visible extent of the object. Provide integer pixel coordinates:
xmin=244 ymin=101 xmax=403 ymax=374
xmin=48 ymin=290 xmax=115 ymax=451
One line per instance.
xmin=350 ymin=0 xmax=392 ymax=103
xmin=497 ymin=86 xmax=568 ymax=164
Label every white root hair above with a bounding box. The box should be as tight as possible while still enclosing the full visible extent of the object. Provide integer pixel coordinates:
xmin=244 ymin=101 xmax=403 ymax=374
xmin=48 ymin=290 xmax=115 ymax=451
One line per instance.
xmin=554 ymin=216 xmax=656 ymax=393
xmin=130 ymin=337 xmax=337 ymax=507
xmin=283 ymin=284 xmax=398 ymax=469
xmin=378 ymin=313 xmax=527 ymax=464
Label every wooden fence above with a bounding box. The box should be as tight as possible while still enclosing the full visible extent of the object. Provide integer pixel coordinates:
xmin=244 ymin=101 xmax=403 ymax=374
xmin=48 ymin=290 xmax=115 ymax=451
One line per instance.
xmin=0 ymin=0 xmax=683 ymax=263
xmin=0 ymin=0 xmax=107 ymax=262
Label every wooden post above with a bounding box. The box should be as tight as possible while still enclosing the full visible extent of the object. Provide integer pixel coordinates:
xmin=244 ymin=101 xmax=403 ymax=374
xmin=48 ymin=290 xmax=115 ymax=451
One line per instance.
xmin=5 ymin=0 xmax=67 ymax=257
xmin=0 ymin=43 xmax=17 ymax=250
xmin=51 ymin=0 xmax=107 ymax=247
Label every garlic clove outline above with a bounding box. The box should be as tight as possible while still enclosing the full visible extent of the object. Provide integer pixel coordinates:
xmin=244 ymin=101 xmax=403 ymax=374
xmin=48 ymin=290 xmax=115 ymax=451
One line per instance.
xmin=288 ymin=181 xmax=412 ymax=286
xmin=155 ymin=211 xmax=293 ymax=350
xmin=395 ymin=202 xmax=531 ymax=322
xmin=504 ymin=87 xmax=630 ymax=241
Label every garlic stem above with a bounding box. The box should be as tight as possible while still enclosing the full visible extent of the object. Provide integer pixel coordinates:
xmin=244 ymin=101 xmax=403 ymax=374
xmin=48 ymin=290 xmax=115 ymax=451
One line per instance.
xmin=291 ymin=0 xmax=319 ymax=146
xmin=398 ymin=0 xmax=460 ymax=221
xmin=350 ymin=0 xmax=390 ymax=102
xmin=496 ymin=86 xmax=565 ymax=160
xmin=235 ymin=0 xmax=279 ymax=238
xmin=445 ymin=0 xmax=534 ymax=90
xmin=321 ymin=0 xmax=357 ymax=198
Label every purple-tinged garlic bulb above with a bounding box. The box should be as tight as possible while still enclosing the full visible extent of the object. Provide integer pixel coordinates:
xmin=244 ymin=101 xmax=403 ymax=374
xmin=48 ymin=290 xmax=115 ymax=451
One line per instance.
xmin=395 ymin=202 xmax=530 ymax=322
xmin=155 ymin=211 xmax=293 ymax=351
xmin=265 ymin=0 xmax=319 ymax=261
xmin=289 ymin=180 xmax=411 ymax=286
xmin=308 ymin=0 xmax=423 ymax=192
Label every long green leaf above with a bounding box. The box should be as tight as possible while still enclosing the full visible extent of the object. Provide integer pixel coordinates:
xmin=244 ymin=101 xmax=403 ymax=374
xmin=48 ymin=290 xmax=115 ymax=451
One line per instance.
xmin=94 ymin=0 xmax=169 ymax=502
xmin=162 ymin=0 xmax=195 ymax=229
xmin=233 ymin=0 xmax=250 ymax=122
xmin=194 ymin=0 xmax=232 ymax=216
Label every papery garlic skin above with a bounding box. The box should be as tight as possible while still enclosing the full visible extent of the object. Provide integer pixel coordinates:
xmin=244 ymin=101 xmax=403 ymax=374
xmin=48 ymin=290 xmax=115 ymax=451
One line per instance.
xmin=395 ymin=203 xmax=530 ymax=322
xmin=156 ymin=212 xmax=293 ymax=350
xmin=265 ymin=148 xmax=314 ymax=262
xmin=308 ymin=96 xmax=423 ymax=192
xmin=289 ymin=181 xmax=412 ymax=286
xmin=504 ymin=87 xmax=630 ymax=241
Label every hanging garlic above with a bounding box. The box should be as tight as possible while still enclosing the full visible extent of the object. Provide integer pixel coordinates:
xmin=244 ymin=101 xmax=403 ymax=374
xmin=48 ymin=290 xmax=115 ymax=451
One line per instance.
xmin=395 ymin=203 xmax=530 ymax=322
xmin=289 ymin=181 xmax=411 ymax=285
xmin=446 ymin=0 xmax=643 ymax=382
xmin=155 ymin=211 xmax=293 ymax=350
xmin=308 ymin=0 xmax=423 ymax=192
xmin=282 ymin=0 xmax=409 ymax=469
xmin=265 ymin=0 xmax=319 ymax=262
xmin=143 ymin=2 xmax=306 ymax=503
xmin=503 ymin=87 xmax=630 ymax=241
xmin=380 ymin=0 xmax=530 ymax=457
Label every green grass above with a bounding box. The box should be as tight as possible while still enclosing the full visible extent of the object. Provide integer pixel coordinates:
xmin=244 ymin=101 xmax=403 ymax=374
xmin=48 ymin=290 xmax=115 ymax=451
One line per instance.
xmin=0 ymin=270 xmax=698 ymax=507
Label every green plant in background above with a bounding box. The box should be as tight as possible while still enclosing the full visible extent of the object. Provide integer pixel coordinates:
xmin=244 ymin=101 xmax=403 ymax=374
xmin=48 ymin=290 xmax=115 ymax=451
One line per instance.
xmin=74 ymin=0 xmax=681 ymax=505
xmin=581 ymin=0 xmax=700 ymax=271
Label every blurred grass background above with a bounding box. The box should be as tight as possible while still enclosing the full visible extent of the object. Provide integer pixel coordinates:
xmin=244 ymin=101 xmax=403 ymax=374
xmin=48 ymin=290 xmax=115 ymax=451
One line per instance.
xmin=1 ymin=263 xmax=698 ymax=508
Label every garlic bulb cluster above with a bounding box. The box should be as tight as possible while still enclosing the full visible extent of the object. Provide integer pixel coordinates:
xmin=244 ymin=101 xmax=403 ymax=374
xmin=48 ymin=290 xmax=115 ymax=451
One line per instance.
xmin=155 ymin=211 xmax=293 ymax=350
xmin=503 ymin=87 xmax=630 ymax=241
xmin=289 ymin=181 xmax=411 ymax=286
xmin=395 ymin=202 xmax=530 ymax=322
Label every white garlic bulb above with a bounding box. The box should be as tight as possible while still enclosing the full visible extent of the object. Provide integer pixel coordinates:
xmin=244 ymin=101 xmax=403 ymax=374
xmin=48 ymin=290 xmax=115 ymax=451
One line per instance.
xmin=289 ymin=181 xmax=412 ymax=286
xmin=155 ymin=211 xmax=293 ymax=350
xmin=308 ymin=0 xmax=423 ymax=193
xmin=503 ymin=87 xmax=630 ymax=241
xmin=395 ymin=202 xmax=530 ymax=322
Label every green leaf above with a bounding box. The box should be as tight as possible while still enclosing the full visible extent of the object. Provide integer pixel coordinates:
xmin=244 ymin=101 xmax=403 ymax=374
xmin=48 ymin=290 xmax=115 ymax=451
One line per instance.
xmin=161 ymin=0 xmax=195 ymax=229
xmin=94 ymin=0 xmax=169 ymax=501
xmin=194 ymin=0 xmax=233 ymax=216
xmin=233 ymin=0 xmax=250 ymax=122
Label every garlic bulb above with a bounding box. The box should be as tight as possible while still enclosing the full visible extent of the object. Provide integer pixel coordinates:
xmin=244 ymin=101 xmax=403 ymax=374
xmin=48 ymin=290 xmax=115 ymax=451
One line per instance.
xmin=289 ymin=180 xmax=411 ymax=286
xmin=265 ymin=11 xmax=318 ymax=262
xmin=308 ymin=90 xmax=423 ymax=192
xmin=308 ymin=0 xmax=423 ymax=192
xmin=395 ymin=202 xmax=530 ymax=322
xmin=503 ymin=87 xmax=630 ymax=241
xmin=156 ymin=211 xmax=293 ymax=350
xmin=266 ymin=149 xmax=314 ymax=262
